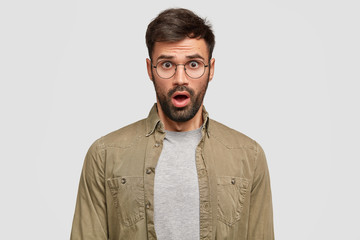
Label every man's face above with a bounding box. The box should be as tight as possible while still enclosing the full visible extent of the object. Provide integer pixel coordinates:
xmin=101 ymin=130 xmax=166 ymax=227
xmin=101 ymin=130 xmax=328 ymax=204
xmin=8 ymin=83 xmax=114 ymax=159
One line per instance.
xmin=146 ymin=38 xmax=215 ymax=122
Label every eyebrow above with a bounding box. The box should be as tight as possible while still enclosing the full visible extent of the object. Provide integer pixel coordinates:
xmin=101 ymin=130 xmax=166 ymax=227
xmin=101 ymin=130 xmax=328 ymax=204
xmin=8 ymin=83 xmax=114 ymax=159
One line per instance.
xmin=156 ymin=54 xmax=205 ymax=62
xmin=156 ymin=55 xmax=174 ymax=61
xmin=186 ymin=54 xmax=205 ymax=60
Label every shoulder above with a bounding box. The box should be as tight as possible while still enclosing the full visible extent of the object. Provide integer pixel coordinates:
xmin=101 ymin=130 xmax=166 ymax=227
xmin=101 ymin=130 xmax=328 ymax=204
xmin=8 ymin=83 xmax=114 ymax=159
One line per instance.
xmin=208 ymin=119 xmax=267 ymax=167
xmin=90 ymin=118 xmax=147 ymax=151
xmin=208 ymin=119 xmax=261 ymax=152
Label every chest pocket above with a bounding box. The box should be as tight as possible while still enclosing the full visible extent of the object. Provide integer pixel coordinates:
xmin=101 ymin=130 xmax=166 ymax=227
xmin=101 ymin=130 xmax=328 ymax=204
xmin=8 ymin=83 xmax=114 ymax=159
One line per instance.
xmin=217 ymin=176 xmax=249 ymax=226
xmin=107 ymin=176 xmax=145 ymax=227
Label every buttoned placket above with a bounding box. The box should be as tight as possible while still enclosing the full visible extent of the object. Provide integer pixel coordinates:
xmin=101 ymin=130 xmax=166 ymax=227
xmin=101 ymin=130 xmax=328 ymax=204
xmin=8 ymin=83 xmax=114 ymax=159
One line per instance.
xmin=196 ymin=126 xmax=213 ymax=240
xmin=143 ymin=121 xmax=165 ymax=240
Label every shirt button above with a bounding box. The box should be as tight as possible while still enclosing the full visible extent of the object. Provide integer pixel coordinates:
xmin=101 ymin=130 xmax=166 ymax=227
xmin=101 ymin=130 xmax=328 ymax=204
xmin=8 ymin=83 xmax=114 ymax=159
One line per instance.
xmin=203 ymin=202 xmax=210 ymax=210
xmin=199 ymin=169 xmax=206 ymax=177
xmin=121 ymin=178 xmax=126 ymax=184
xmin=231 ymin=178 xmax=236 ymax=185
xmin=146 ymin=202 xmax=151 ymax=209
xmin=154 ymin=143 xmax=160 ymax=147
xmin=146 ymin=168 xmax=152 ymax=174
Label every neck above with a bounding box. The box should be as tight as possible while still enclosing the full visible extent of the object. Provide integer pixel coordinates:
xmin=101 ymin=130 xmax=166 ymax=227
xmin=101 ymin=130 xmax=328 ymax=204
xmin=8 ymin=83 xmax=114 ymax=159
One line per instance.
xmin=157 ymin=103 xmax=204 ymax=132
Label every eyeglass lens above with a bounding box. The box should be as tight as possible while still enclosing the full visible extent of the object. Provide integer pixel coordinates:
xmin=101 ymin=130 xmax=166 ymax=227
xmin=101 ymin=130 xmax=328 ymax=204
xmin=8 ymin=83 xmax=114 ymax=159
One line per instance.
xmin=155 ymin=60 xmax=206 ymax=79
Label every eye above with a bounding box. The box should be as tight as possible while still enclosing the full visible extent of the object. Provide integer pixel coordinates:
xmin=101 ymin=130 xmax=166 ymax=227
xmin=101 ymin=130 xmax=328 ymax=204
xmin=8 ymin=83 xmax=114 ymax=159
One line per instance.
xmin=160 ymin=61 xmax=173 ymax=69
xmin=188 ymin=61 xmax=200 ymax=69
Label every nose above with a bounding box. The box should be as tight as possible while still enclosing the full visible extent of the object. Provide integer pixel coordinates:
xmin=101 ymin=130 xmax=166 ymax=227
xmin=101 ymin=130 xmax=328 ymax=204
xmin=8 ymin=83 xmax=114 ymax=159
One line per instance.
xmin=173 ymin=64 xmax=189 ymax=85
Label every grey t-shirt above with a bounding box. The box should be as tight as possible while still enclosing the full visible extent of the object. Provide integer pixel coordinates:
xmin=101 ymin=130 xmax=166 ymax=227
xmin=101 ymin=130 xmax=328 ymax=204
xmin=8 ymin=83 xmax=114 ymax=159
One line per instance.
xmin=154 ymin=127 xmax=202 ymax=240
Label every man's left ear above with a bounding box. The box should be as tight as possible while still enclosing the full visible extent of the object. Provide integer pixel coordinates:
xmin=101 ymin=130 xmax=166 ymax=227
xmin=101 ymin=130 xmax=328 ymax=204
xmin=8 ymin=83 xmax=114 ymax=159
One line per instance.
xmin=209 ymin=58 xmax=215 ymax=82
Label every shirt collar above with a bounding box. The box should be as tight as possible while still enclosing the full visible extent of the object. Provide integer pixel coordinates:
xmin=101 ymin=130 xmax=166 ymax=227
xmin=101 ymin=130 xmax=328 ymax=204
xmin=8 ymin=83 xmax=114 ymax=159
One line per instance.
xmin=145 ymin=103 xmax=210 ymax=137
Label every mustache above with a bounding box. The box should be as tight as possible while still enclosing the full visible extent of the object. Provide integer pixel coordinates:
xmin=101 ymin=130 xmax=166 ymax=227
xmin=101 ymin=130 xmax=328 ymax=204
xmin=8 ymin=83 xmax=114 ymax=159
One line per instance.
xmin=167 ymin=86 xmax=194 ymax=98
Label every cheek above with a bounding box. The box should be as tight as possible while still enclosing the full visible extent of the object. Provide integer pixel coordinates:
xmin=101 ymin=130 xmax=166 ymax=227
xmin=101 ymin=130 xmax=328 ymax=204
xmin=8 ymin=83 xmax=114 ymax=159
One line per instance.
xmin=193 ymin=79 xmax=208 ymax=91
xmin=154 ymin=79 xmax=171 ymax=92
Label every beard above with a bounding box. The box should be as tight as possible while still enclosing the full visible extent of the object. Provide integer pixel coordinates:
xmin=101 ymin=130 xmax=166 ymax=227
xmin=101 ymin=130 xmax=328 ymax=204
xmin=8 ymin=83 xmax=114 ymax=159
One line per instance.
xmin=152 ymin=73 xmax=209 ymax=122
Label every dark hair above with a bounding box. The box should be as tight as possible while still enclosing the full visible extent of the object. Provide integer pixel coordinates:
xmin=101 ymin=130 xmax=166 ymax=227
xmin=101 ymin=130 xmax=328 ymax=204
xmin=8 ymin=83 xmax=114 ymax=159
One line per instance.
xmin=146 ymin=8 xmax=215 ymax=60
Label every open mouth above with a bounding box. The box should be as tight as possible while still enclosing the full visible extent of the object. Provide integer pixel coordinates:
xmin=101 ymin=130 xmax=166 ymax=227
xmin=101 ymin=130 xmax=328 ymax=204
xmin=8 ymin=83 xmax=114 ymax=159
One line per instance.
xmin=172 ymin=91 xmax=191 ymax=108
xmin=174 ymin=95 xmax=188 ymax=101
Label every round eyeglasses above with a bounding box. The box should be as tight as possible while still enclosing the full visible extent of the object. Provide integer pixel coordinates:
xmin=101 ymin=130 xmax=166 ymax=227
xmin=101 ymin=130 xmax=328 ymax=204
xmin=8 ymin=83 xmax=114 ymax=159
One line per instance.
xmin=153 ymin=60 xmax=209 ymax=79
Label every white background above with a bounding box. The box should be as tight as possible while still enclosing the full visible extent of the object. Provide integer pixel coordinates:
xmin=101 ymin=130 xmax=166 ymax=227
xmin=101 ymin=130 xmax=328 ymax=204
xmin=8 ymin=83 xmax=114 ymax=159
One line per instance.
xmin=1 ymin=0 xmax=359 ymax=239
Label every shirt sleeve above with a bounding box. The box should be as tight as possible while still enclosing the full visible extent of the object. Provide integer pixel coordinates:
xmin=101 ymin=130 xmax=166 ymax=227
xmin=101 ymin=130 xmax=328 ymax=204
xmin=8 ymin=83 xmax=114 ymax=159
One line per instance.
xmin=70 ymin=139 xmax=108 ymax=240
xmin=248 ymin=143 xmax=275 ymax=239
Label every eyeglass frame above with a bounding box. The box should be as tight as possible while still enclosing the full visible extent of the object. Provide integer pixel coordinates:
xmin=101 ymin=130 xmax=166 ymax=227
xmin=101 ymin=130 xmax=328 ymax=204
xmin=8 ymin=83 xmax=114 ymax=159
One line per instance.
xmin=151 ymin=59 xmax=210 ymax=79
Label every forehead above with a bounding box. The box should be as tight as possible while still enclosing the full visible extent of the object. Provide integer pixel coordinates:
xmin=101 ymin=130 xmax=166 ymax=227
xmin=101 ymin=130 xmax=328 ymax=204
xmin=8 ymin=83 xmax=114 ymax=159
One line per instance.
xmin=152 ymin=38 xmax=208 ymax=61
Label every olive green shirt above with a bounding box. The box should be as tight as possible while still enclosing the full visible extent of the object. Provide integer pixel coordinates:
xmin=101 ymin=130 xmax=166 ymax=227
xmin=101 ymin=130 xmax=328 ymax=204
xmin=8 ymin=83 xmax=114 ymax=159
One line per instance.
xmin=71 ymin=104 xmax=274 ymax=240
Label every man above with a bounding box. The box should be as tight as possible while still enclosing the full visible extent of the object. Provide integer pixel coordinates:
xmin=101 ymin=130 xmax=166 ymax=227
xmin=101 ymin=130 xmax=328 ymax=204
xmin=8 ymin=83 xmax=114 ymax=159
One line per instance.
xmin=71 ymin=8 xmax=274 ymax=240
